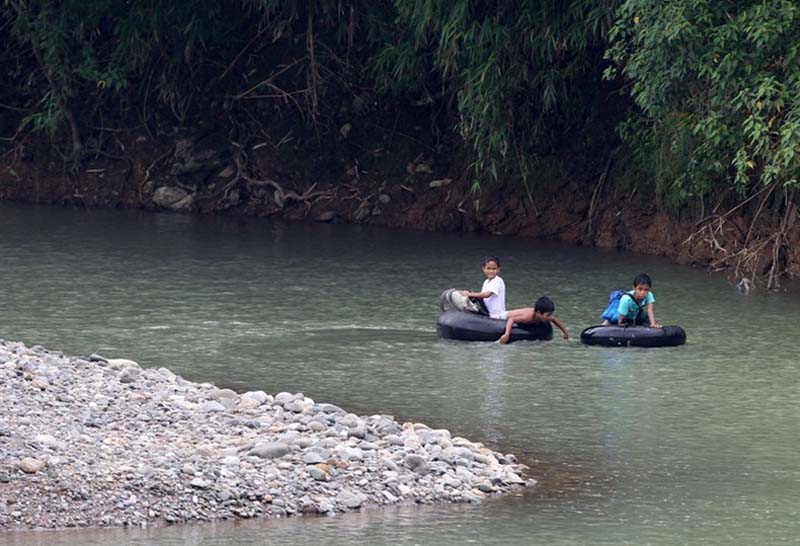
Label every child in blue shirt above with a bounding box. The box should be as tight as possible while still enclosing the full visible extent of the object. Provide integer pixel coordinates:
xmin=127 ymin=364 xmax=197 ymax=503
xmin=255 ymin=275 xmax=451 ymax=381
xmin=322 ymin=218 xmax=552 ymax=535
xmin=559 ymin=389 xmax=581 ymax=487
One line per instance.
xmin=602 ymin=273 xmax=662 ymax=327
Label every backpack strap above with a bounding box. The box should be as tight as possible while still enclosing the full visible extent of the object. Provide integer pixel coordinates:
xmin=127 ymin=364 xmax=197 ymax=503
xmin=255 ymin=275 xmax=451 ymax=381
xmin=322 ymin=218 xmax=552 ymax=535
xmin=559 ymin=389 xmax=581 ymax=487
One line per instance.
xmin=621 ymin=292 xmax=645 ymax=310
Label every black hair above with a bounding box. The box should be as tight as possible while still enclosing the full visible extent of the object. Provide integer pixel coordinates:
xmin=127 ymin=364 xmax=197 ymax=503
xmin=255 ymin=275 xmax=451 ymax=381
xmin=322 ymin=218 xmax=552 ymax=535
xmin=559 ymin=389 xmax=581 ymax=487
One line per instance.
xmin=633 ymin=273 xmax=652 ymax=287
xmin=534 ymin=296 xmax=555 ymax=314
xmin=483 ymin=256 xmax=501 ymax=267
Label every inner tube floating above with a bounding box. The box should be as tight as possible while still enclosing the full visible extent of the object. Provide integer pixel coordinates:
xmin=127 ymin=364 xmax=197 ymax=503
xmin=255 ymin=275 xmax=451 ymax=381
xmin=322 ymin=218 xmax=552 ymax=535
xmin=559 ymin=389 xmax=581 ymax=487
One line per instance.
xmin=580 ymin=324 xmax=686 ymax=347
xmin=436 ymin=310 xmax=553 ymax=343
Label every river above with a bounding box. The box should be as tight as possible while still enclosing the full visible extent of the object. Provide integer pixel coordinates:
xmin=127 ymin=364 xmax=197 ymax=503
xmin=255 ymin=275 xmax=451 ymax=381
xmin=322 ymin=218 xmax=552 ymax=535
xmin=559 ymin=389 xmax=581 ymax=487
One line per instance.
xmin=2 ymin=202 xmax=799 ymax=545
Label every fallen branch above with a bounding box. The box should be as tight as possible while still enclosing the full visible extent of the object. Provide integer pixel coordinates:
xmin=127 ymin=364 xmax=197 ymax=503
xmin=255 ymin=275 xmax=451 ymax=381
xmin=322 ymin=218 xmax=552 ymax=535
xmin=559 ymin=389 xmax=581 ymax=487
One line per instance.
xmin=233 ymin=58 xmax=306 ymax=101
xmin=231 ymin=150 xmax=334 ymax=215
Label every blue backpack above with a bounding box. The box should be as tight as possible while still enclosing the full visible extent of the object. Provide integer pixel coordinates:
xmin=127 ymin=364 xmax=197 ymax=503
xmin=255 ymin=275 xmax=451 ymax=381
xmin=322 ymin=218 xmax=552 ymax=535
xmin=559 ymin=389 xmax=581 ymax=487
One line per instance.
xmin=600 ymin=290 xmax=642 ymax=323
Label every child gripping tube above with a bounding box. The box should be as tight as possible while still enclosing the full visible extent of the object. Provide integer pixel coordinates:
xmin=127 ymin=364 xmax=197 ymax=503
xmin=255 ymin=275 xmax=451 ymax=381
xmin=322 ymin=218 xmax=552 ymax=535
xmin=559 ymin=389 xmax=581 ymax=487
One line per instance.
xmin=498 ymin=296 xmax=569 ymax=344
xmin=600 ymin=273 xmax=661 ymax=328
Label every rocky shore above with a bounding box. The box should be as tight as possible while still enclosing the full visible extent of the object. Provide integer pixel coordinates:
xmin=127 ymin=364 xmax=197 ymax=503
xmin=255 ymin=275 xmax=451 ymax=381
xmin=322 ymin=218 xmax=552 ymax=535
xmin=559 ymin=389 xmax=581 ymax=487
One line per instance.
xmin=0 ymin=340 xmax=533 ymax=530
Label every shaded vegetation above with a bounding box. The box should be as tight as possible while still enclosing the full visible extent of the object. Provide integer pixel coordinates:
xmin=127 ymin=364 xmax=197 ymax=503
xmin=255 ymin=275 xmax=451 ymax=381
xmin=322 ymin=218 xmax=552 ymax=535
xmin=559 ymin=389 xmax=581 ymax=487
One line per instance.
xmin=1 ymin=1 xmax=393 ymax=155
xmin=372 ymin=1 xmax=618 ymax=187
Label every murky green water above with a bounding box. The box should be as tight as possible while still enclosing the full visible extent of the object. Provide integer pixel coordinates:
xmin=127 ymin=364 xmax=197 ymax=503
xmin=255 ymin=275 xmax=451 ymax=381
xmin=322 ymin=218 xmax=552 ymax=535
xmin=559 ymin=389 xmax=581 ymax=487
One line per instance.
xmin=2 ymin=203 xmax=799 ymax=545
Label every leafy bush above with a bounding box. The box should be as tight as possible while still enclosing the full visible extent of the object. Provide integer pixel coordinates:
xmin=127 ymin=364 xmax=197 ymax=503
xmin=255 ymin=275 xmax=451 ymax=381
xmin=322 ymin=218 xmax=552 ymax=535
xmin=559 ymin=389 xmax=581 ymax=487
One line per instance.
xmin=606 ymin=0 xmax=800 ymax=201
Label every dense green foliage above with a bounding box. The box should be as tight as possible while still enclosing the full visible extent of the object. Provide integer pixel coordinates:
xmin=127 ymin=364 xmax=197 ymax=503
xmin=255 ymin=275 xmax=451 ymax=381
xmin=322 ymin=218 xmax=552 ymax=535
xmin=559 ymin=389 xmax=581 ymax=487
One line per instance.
xmin=1 ymin=1 xmax=390 ymax=154
xmin=606 ymin=0 xmax=800 ymax=201
xmin=3 ymin=0 xmax=800 ymax=210
xmin=374 ymin=1 xmax=618 ymax=186
xmin=3 ymin=0 xmax=239 ymax=145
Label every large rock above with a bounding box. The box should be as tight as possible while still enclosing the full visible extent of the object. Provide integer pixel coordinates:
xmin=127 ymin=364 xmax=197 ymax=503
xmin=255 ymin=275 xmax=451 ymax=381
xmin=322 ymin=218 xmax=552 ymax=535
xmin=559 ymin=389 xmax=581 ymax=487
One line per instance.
xmin=152 ymin=187 xmax=194 ymax=211
xmin=308 ymin=465 xmax=329 ymax=481
xmin=209 ymin=388 xmax=238 ymax=401
xmin=19 ymin=457 xmax=46 ymax=473
xmin=200 ymin=401 xmax=226 ymax=413
xmin=336 ymin=489 xmax=365 ymax=509
xmin=249 ymin=442 xmax=290 ymax=459
xmin=240 ymin=391 xmax=268 ymax=405
xmin=106 ymin=358 xmax=140 ymax=370
xmin=302 ymin=451 xmax=327 ymax=465
xmin=119 ymin=368 xmax=141 ymax=383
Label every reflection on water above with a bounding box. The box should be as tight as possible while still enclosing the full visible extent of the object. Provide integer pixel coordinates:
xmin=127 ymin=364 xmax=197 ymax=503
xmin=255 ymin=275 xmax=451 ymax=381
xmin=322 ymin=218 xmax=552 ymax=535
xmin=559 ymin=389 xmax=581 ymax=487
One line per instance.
xmin=2 ymin=203 xmax=800 ymax=545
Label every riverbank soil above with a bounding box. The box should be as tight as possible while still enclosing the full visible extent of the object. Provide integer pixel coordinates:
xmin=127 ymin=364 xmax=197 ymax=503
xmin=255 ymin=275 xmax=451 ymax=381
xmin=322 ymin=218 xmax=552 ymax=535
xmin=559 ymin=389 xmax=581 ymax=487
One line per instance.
xmin=1 ymin=108 xmax=797 ymax=289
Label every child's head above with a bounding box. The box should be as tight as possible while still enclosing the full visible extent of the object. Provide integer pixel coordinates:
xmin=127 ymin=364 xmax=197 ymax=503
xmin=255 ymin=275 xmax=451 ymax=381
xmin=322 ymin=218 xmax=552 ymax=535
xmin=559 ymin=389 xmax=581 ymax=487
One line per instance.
xmin=533 ymin=296 xmax=555 ymax=320
xmin=482 ymin=256 xmax=500 ymax=279
xmin=632 ymin=273 xmax=652 ymax=302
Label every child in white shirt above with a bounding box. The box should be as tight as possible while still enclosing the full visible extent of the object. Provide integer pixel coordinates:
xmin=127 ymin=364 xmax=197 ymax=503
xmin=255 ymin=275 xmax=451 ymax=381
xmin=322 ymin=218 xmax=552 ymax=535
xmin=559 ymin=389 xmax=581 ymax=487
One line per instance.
xmin=460 ymin=256 xmax=506 ymax=319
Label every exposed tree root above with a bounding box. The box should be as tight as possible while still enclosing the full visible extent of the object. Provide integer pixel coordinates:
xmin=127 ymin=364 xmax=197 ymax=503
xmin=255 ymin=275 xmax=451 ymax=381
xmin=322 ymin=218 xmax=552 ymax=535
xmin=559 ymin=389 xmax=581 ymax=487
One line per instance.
xmin=683 ymin=184 xmax=797 ymax=291
xmin=766 ymin=188 xmax=797 ymax=290
xmin=229 ymin=148 xmax=334 ymax=216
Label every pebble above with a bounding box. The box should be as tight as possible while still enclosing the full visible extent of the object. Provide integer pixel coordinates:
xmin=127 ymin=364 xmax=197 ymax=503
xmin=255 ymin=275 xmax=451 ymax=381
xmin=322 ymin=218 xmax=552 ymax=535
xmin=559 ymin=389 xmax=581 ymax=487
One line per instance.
xmin=308 ymin=421 xmax=327 ymax=432
xmin=18 ymin=457 xmax=45 ymax=473
xmin=308 ymin=466 xmax=329 ymax=481
xmin=303 ymin=452 xmax=327 ymax=465
xmin=200 ymin=401 xmax=226 ymax=413
xmin=220 ymin=456 xmax=240 ymax=466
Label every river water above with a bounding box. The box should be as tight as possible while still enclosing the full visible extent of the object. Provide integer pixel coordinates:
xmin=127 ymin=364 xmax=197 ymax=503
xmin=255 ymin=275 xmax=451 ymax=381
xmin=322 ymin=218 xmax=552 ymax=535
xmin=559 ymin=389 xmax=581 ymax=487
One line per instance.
xmin=2 ymin=203 xmax=799 ymax=545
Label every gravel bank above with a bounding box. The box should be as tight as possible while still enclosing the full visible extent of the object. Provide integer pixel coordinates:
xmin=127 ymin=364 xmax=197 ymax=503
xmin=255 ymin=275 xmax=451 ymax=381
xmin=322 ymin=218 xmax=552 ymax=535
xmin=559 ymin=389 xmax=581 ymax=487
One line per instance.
xmin=0 ymin=340 xmax=533 ymax=530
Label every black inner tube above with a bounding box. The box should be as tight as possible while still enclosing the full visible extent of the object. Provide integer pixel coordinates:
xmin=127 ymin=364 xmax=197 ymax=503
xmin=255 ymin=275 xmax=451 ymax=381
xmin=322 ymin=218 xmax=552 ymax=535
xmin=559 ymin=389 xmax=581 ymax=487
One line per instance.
xmin=436 ymin=310 xmax=553 ymax=343
xmin=580 ymin=324 xmax=686 ymax=347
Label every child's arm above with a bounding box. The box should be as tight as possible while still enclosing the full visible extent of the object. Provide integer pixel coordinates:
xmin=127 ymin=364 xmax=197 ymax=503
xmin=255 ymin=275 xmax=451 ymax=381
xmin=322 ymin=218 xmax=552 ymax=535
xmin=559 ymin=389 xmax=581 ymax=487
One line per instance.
xmin=617 ymin=299 xmax=627 ymax=325
xmin=497 ymin=309 xmax=529 ymax=344
xmin=498 ymin=318 xmax=514 ymax=344
xmin=646 ymin=303 xmax=661 ymax=328
xmin=460 ymin=289 xmax=494 ymax=299
xmin=551 ymin=316 xmax=570 ymax=339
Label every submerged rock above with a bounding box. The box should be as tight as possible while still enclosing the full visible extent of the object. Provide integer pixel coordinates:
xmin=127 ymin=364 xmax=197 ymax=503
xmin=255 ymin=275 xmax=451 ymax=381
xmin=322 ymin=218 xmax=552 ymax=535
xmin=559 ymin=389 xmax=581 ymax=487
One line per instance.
xmin=152 ymin=187 xmax=193 ymax=211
